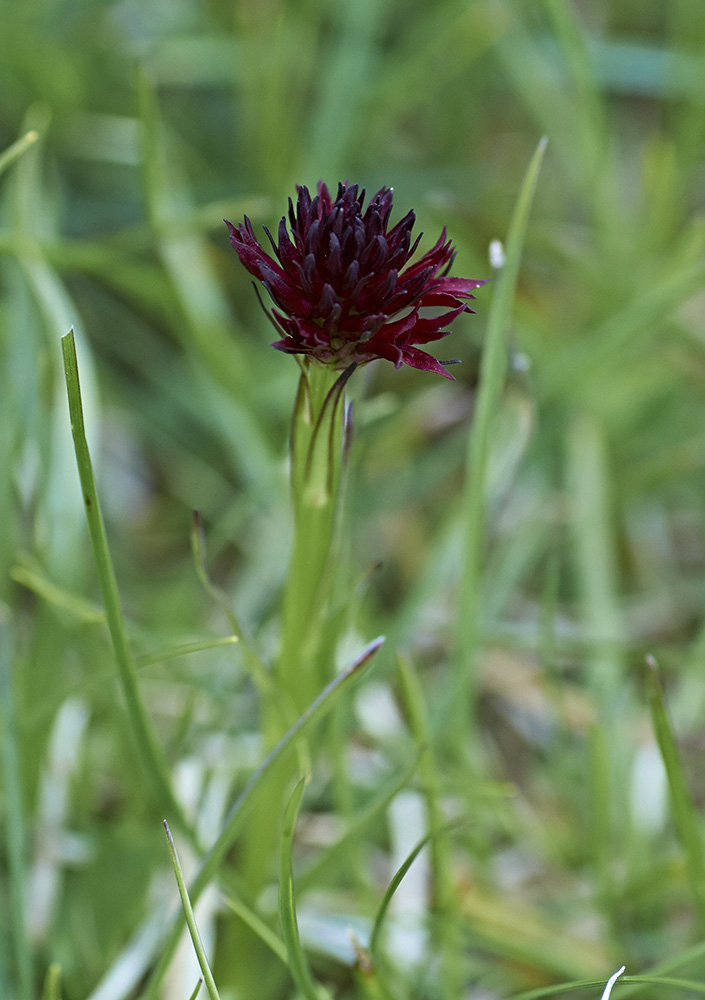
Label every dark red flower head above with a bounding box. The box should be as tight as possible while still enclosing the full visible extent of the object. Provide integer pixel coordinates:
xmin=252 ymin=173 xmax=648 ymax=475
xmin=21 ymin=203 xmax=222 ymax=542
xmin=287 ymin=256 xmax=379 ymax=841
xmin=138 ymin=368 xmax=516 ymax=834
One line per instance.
xmin=226 ymin=181 xmax=487 ymax=378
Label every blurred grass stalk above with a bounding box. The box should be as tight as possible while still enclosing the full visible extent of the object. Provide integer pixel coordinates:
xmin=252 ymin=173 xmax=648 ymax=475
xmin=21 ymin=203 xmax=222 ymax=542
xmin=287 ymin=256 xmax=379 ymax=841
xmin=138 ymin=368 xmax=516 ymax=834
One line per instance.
xmin=452 ymin=137 xmax=547 ymax=753
xmin=0 ymin=616 xmax=33 ymax=1000
xmin=647 ymin=658 xmax=705 ymax=926
xmin=0 ymin=130 xmax=39 ymax=179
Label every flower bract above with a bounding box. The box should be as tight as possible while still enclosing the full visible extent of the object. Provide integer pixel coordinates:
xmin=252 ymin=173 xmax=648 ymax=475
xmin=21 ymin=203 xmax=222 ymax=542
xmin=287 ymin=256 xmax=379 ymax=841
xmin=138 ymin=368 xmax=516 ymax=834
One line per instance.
xmin=226 ymin=181 xmax=486 ymax=378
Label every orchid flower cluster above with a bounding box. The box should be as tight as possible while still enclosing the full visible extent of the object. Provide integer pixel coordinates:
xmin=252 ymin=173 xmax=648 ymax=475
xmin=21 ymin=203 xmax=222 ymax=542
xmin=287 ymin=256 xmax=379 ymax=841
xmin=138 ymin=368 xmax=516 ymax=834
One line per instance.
xmin=226 ymin=180 xmax=486 ymax=379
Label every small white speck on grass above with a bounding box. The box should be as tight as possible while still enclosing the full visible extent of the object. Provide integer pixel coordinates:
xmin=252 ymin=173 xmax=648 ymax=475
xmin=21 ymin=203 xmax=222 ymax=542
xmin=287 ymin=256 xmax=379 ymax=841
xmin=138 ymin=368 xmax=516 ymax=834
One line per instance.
xmin=511 ymin=351 xmax=532 ymax=372
xmin=601 ymin=966 xmax=626 ymax=1000
xmin=489 ymin=239 xmax=506 ymax=269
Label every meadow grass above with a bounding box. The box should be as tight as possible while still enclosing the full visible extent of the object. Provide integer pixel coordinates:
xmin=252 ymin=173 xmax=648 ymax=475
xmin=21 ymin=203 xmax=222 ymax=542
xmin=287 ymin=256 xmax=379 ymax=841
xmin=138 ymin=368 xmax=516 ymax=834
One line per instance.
xmin=2 ymin=2 xmax=705 ymax=999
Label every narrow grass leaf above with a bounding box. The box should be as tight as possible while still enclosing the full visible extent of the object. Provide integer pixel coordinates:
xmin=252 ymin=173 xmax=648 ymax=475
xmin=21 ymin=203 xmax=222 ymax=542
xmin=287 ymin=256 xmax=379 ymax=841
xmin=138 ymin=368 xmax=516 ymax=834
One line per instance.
xmin=191 ymin=510 xmax=276 ymax=706
xmin=11 ymin=562 xmax=106 ymax=624
xmin=0 ymin=615 xmax=33 ymax=1000
xmin=369 ymin=822 xmax=460 ymax=959
xmin=0 ymin=130 xmax=39 ymax=177
xmin=618 ymin=938 xmax=705 ymax=1000
xmin=135 ymin=636 xmax=239 ymax=669
xmin=509 ymin=975 xmax=705 ymax=1000
xmin=540 ymin=0 xmax=605 ymax=185
xmin=301 ymin=0 xmax=383 ymax=180
xmin=647 ymin=657 xmax=705 ymax=924
xmin=279 ymin=778 xmax=320 ymax=1000
xmin=219 ymin=887 xmax=288 ymax=965
xmin=298 ymin=754 xmax=419 ymax=892
xmin=61 ymin=330 xmax=198 ymax=847
xmin=164 ymin=822 xmax=221 ymax=1000
xmin=187 ymin=981 xmax=203 ymax=1000
xmin=42 ymin=963 xmax=62 ymax=1000
xmin=454 ymin=137 xmax=547 ymax=743
xmin=191 ymin=510 xmax=243 ymax=637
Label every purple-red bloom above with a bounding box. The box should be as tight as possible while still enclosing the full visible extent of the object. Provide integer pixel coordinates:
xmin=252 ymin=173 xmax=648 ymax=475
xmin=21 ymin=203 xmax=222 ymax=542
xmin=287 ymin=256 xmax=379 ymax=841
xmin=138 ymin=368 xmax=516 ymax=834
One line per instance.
xmin=226 ymin=181 xmax=487 ymax=378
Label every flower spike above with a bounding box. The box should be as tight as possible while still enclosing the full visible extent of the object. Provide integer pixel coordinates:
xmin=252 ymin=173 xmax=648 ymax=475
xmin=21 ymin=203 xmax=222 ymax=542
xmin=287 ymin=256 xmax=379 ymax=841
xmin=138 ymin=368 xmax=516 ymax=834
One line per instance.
xmin=226 ymin=181 xmax=487 ymax=379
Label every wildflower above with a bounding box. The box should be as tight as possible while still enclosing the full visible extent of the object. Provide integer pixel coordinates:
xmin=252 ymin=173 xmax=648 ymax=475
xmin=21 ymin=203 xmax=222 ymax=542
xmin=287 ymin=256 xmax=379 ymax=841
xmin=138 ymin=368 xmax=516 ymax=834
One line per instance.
xmin=226 ymin=181 xmax=486 ymax=378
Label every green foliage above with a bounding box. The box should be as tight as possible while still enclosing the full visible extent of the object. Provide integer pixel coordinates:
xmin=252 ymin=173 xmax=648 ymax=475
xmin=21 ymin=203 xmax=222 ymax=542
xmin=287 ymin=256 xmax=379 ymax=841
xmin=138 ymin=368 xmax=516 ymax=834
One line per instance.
xmin=3 ymin=1 xmax=705 ymax=999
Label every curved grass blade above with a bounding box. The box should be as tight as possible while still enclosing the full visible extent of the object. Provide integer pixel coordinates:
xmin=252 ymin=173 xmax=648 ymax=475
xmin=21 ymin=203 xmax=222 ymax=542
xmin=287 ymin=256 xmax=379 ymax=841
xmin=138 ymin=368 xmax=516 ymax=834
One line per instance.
xmin=279 ymin=778 xmax=320 ymax=1000
xmin=190 ymin=510 xmax=244 ymax=639
xmin=142 ymin=636 xmax=384 ymax=1000
xmin=453 ymin=136 xmax=548 ymax=749
xmin=509 ymin=974 xmax=705 ymax=1000
xmin=187 ymin=980 xmax=203 ymax=1000
xmin=136 ymin=636 xmax=239 ymax=669
xmin=11 ymin=562 xmax=106 ymax=623
xmin=61 ymin=330 xmax=198 ymax=848
xmin=617 ymin=937 xmax=705 ymax=1000
xmin=191 ymin=511 xmax=277 ymax=709
xmin=646 ymin=656 xmax=705 ymax=924
xmin=164 ymin=822 xmax=221 ymax=1000
xmin=0 ymin=130 xmax=39 ymax=177
xmin=298 ymin=753 xmax=420 ymax=892
xmin=219 ymin=885 xmax=288 ymax=965
xmin=369 ymin=820 xmax=461 ymax=959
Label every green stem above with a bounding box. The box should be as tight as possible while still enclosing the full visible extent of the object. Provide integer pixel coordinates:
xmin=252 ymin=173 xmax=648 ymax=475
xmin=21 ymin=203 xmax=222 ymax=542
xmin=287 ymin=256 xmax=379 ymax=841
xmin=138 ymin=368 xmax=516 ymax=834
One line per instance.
xmin=0 ymin=129 xmax=39 ymax=177
xmin=164 ymin=822 xmax=221 ymax=1000
xmin=237 ymin=361 xmax=355 ymax=936
xmin=278 ymin=779 xmax=321 ymax=1000
xmin=0 ymin=614 xmax=33 ymax=1000
xmin=647 ymin=658 xmax=705 ymax=925
xmin=61 ymin=330 xmax=197 ymax=847
xmin=279 ymin=360 xmax=354 ymax=715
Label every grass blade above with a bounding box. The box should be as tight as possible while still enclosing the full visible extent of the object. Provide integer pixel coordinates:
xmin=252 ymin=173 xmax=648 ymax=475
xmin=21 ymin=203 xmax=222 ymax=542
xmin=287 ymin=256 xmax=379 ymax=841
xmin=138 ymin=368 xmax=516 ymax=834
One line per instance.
xmin=0 ymin=614 xmax=33 ymax=1000
xmin=61 ymin=329 xmax=197 ymax=847
xmin=219 ymin=885 xmax=288 ymax=965
xmin=135 ymin=636 xmax=239 ymax=669
xmin=646 ymin=656 xmax=705 ymax=924
xmin=191 ymin=511 xmax=277 ymax=708
xmin=11 ymin=561 xmax=106 ymax=624
xmin=278 ymin=778 xmax=320 ymax=1000
xmin=509 ymin=974 xmax=705 ymax=1000
xmin=369 ymin=823 xmax=458 ymax=959
xmin=453 ymin=136 xmax=548 ymax=747
xmin=187 ymin=980 xmax=203 ymax=1000
xmin=42 ymin=963 xmax=62 ymax=1000
xmin=0 ymin=129 xmax=39 ymax=177
xmin=164 ymin=822 xmax=221 ymax=1000
xmin=297 ymin=754 xmax=419 ymax=892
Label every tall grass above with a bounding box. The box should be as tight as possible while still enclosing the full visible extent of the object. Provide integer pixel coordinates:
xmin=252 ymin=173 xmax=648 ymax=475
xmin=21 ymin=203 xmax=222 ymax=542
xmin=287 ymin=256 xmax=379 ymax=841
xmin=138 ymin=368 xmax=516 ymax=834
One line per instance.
xmin=2 ymin=2 xmax=705 ymax=999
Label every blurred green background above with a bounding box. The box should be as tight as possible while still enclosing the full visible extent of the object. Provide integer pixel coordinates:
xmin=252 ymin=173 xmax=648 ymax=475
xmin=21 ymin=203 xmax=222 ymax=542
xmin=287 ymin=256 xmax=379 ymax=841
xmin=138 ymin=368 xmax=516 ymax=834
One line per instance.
xmin=3 ymin=1 xmax=705 ymax=998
